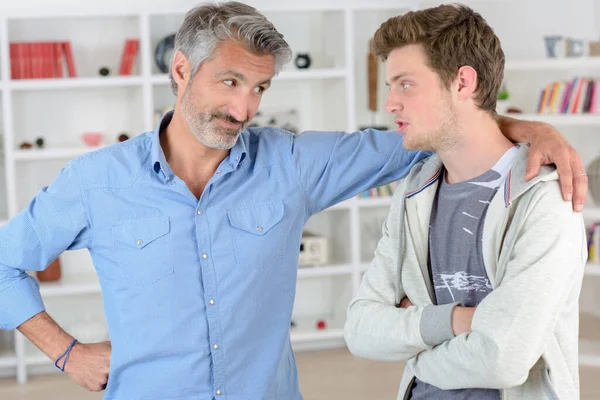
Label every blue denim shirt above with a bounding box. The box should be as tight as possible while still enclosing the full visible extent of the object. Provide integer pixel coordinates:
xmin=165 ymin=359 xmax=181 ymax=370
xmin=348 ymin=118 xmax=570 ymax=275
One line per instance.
xmin=0 ymin=111 xmax=430 ymax=399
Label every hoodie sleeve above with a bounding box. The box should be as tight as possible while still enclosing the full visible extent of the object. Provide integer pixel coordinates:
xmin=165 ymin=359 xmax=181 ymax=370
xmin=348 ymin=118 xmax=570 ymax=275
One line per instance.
xmin=344 ymin=183 xmax=439 ymax=360
xmin=406 ymin=181 xmax=586 ymax=389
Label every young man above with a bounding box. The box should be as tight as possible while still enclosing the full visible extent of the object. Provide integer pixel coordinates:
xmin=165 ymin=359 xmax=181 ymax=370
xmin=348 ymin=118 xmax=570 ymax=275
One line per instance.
xmin=345 ymin=4 xmax=586 ymax=400
xmin=0 ymin=2 xmax=586 ymax=399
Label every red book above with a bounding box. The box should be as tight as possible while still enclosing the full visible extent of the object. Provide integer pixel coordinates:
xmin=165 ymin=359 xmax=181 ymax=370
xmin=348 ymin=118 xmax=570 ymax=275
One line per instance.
xmin=9 ymin=43 xmax=18 ymax=79
xmin=23 ymin=43 xmax=32 ymax=79
xmin=54 ymin=42 xmax=63 ymax=78
xmin=62 ymin=41 xmax=77 ymax=77
xmin=43 ymin=42 xmax=53 ymax=78
xmin=123 ymin=39 xmax=139 ymax=76
xmin=119 ymin=39 xmax=132 ymax=75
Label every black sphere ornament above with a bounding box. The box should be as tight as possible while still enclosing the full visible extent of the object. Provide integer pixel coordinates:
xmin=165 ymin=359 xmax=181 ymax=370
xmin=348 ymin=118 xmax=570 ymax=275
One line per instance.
xmin=99 ymin=67 xmax=110 ymax=76
xmin=294 ymin=53 xmax=312 ymax=69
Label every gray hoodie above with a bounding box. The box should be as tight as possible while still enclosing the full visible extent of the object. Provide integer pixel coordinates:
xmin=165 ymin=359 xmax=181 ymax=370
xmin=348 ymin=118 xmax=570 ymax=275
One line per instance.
xmin=344 ymin=145 xmax=587 ymax=400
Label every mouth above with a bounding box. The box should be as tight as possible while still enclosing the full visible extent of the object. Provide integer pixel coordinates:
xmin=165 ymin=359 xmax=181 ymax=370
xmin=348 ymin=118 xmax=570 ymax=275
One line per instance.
xmin=217 ymin=118 xmax=242 ymax=130
xmin=395 ymin=120 xmax=408 ymax=133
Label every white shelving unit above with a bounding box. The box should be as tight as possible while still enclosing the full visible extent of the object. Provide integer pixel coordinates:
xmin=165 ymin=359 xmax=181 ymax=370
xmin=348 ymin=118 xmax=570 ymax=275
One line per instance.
xmin=507 ymin=114 xmax=600 ymax=126
xmin=505 ymin=57 xmax=600 ymax=72
xmin=503 ymin=52 xmax=600 ymax=369
xmin=0 ymin=1 xmax=419 ymax=383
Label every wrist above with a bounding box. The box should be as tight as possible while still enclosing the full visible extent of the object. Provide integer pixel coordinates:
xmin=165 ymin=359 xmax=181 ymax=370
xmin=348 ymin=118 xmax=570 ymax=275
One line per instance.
xmin=54 ymin=338 xmax=78 ymax=372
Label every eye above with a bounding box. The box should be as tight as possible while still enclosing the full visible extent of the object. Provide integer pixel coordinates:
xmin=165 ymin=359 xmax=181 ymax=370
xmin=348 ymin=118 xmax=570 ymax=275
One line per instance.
xmin=223 ymin=79 xmax=236 ymax=87
xmin=254 ymin=86 xmax=266 ymax=94
xmin=401 ymin=82 xmax=412 ymax=90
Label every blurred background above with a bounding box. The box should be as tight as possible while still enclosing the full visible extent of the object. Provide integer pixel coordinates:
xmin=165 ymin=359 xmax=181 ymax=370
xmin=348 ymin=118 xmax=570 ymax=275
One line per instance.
xmin=0 ymin=0 xmax=599 ymax=399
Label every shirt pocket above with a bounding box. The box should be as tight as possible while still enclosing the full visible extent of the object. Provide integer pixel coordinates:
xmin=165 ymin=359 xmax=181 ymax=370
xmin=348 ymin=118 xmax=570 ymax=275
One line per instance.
xmin=227 ymin=201 xmax=285 ymax=269
xmin=112 ymin=216 xmax=173 ymax=286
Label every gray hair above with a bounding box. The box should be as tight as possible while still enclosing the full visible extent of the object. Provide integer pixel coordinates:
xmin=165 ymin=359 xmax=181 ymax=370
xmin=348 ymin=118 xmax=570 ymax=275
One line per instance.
xmin=169 ymin=1 xmax=292 ymax=95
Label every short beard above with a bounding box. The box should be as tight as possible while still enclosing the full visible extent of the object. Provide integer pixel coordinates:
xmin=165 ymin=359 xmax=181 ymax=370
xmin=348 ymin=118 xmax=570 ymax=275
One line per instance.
xmin=406 ymin=94 xmax=459 ymax=152
xmin=180 ymin=86 xmax=246 ymax=150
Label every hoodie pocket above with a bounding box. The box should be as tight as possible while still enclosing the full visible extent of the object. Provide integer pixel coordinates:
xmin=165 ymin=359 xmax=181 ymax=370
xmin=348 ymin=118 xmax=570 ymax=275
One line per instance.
xmin=511 ymin=368 xmax=559 ymax=400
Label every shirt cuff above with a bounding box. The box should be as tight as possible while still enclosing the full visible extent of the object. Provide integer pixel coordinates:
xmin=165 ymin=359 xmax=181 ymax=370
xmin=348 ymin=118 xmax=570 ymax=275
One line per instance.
xmin=0 ymin=276 xmax=45 ymax=330
xmin=420 ymin=302 xmax=459 ymax=347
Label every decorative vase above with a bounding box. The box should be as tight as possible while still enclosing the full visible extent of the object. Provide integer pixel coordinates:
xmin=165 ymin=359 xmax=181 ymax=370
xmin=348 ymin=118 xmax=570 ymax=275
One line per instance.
xmin=37 ymin=258 xmax=61 ymax=282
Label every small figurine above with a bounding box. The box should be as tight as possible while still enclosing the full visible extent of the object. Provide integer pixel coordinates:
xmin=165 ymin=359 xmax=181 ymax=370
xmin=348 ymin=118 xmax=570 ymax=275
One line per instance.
xmin=99 ymin=67 xmax=110 ymax=76
xmin=118 ymin=132 xmax=130 ymax=142
xmin=19 ymin=141 xmax=33 ymax=149
xmin=316 ymin=320 xmax=326 ymax=330
xmin=35 ymin=137 xmax=44 ymax=148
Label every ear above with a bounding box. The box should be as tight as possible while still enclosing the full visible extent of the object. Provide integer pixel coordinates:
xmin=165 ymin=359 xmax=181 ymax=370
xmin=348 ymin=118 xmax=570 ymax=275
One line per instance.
xmin=171 ymin=50 xmax=191 ymax=91
xmin=455 ymin=65 xmax=478 ymax=101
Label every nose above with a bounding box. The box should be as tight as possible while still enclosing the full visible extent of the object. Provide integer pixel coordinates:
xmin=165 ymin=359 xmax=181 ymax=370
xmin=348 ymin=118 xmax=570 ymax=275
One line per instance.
xmin=228 ymin=93 xmax=249 ymax=123
xmin=385 ymin=91 xmax=403 ymax=115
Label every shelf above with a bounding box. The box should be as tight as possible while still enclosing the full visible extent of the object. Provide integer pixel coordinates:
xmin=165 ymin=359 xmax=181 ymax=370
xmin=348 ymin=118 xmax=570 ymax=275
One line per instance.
xmin=8 ymin=76 xmax=144 ymax=91
xmin=276 ymin=69 xmax=348 ymax=81
xmin=0 ymin=352 xmax=17 ymax=368
xmin=150 ymin=69 xmax=348 ymax=86
xmin=505 ymin=57 xmax=600 ymax=71
xmin=298 ymin=264 xmax=353 ymax=278
xmin=0 ymin=220 xmax=7 ymax=228
xmin=291 ymin=328 xmax=344 ymax=343
xmin=38 ymin=274 xmax=101 ymax=298
xmin=14 ymin=145 xmax=106 ymax=161
xmin=580 ymin=312 xmax=600 ymax=367
xmin=586 ymin=263 xmax=600 ymax=277
xmin=357 ymin=196 xmax=393 ymax=208
xmin=583 ymin=206 xmax=600 ymax=222
xmin=290 ymin=315 xmax=344 ymax=344
xmin=504 ymin=114 xmax=600 ymax=126
xmin=25 ymin=354 xmax=51 ymax=366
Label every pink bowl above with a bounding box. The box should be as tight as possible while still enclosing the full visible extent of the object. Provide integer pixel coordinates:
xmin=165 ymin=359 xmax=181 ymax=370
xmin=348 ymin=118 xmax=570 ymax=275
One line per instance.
xmin=82 ymin=132 xmax=103 ymax=146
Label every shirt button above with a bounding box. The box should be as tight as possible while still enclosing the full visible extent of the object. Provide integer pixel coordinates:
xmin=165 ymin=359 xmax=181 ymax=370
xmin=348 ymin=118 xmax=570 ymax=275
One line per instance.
xmin=209 ymin=299 xmax=215 ymax=305
xmin=216 ymin=170 xmax=222 ymax=175
xmin=202 ymin=253 xmax=208 ymax=259
xmin=197 ymin=209 xmax=202 ymax=215
xmin=216 ymin=390 xmax=222 ymax=396
xmin=136 ymin=239 xmax=143 ymax=245
xmin=256 ymin=226 xmax=263 ymax=232
xmin=213 ymin=344 xmax=219 ymax=350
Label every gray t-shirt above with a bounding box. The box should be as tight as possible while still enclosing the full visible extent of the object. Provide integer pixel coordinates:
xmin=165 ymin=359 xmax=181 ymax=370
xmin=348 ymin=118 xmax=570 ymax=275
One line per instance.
xmin=410 ymin=147 xmax=517 ymax=400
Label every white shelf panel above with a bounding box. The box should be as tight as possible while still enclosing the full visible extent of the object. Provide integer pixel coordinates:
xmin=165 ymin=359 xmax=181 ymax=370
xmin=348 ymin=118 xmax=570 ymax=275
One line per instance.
xmin=505 ymin=57 xmax=600 ymax=71
xmin=505 ymin=114 xmax=600 ymax=126
xmin=276 ymin=69 xmax=348 ymax=80
xmin=298 ymin=264 xmax=353 ymax=278
xmin=0 ymin=352 xmax=17 ymax=368
xmin=8 ymin=76 xmax=144 ymax=91
xmin=25 ymin=354 xmax=51 ymax=366
xmin=14 ymin=145 xmax=106 ymax=161
xmin=585 ymin=263 xmax=600 ymax=277
xmin=580 ymin=339 xmax=600 ymax=367
xmin=291 ymin=328 xmax=344 ymax=343
xmin=0 ymin=220 xmax=7 ymax=228
xmin=150 ymin=69 xmax=348 ymax=86
xmin=356 ymin=196 xmax=393 ymax=208
xmin=583 ymin=206 xmax=600 ymax=222
xmin=38 ymin=274 xmax=101 ymax=298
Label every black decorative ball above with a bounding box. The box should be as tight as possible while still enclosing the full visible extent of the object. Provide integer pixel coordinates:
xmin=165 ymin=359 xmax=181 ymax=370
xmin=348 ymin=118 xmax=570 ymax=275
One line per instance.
xmin=294 ymin=53 xmax=312 ymax=69
xmin=99 ymin=67 xmax=110 ymax=76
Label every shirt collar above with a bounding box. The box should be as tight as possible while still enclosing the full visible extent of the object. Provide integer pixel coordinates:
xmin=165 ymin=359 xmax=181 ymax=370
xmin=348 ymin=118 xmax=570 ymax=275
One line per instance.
xmin=151 ymin=110 xmax=248 ymax=181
